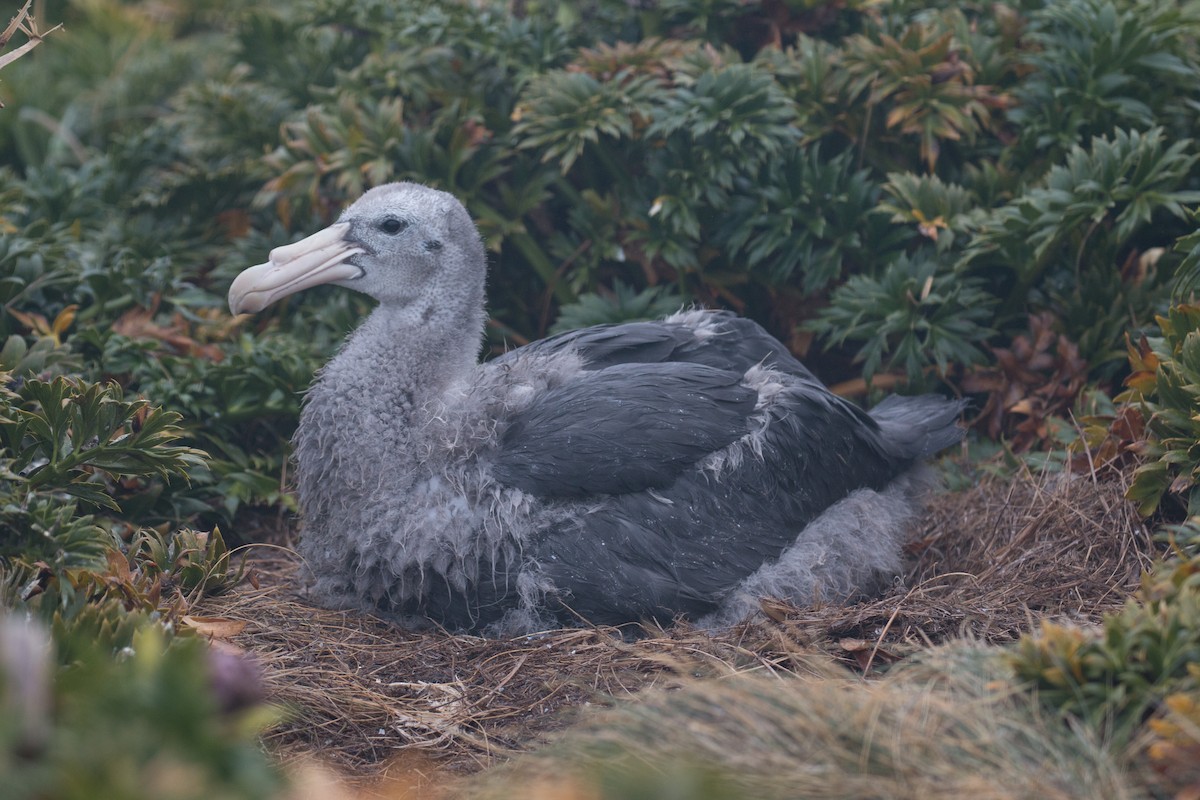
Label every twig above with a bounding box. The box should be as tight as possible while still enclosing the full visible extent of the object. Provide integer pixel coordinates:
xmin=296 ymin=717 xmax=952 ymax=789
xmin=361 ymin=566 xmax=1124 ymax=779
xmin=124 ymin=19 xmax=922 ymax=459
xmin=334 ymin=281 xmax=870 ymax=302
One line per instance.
xmin=0 ymin=1 xmax=33 ymax=49
xmin=0 ymin=1 xmax=63 ymax=98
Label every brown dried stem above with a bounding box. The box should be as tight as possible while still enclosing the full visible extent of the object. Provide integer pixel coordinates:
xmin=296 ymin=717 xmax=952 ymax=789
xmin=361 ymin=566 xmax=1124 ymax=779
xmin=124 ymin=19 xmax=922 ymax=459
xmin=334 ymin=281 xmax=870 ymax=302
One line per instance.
xmin=0 ymin=1 xmax=62 ymax=79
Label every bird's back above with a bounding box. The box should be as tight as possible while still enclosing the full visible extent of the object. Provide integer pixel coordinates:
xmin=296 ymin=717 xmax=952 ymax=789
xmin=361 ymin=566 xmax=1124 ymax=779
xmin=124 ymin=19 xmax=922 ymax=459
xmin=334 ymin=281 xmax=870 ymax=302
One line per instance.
xmin=394 ymin=310 xmax=964 ymax=632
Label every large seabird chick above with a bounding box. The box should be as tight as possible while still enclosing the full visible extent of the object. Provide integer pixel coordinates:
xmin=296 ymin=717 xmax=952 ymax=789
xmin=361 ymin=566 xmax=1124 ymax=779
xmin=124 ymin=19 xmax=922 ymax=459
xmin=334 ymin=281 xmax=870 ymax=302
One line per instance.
xmin=229 ymin=182 xmax=963 ymax=633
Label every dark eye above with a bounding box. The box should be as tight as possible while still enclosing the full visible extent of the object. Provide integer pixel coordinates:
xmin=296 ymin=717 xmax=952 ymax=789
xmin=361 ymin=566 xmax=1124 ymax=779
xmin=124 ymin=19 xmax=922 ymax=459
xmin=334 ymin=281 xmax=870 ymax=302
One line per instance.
xmin=379 ymin=217 xmax=408 ymax=235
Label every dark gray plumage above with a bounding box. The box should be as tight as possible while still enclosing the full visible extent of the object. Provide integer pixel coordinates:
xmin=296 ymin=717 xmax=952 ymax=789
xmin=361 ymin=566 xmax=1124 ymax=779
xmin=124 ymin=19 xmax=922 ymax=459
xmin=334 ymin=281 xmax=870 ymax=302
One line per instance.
xmin=228 ymin=182 xmax=964 ymax=633
xmin=493 ymin=362 xmax=757 ymax=498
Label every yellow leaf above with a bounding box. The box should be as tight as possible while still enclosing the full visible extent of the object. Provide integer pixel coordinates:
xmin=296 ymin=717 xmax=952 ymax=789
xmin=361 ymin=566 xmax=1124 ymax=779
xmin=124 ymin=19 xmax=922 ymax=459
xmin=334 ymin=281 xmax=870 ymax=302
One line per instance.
xmin=1147 ymin=741 xmax=1172 ymax=761
xmin=1042 ymin=666 xmax=1067 ymax=685
xmin=1170 ymin=474 xmax=1195 ymax=494
xmin=1008 ymin=398 xmax=1035 ymax=415
xmin=1166 ymin=693 xmax=1198 ymax=714
xmin=51 ymin=304 xmax=79 ymax=342
xmin=885 ymin=105 xmax=915 ymax=129
xmin=917 ymin=217 xmax=945 ymax=240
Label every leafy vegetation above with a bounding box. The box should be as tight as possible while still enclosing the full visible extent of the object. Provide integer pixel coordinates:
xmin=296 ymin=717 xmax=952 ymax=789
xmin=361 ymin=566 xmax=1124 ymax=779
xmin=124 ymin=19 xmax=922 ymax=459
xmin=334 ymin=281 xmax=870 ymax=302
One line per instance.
xmin=0 ymin=616 xmax=281 ymax=800
xmin=0 ymin=370 xmax=276 ymax=798
xmin=1123 ymin=304 xmax=1200 ymax=525
xmin=1010 ymin=554 xmax=1200 ymax=743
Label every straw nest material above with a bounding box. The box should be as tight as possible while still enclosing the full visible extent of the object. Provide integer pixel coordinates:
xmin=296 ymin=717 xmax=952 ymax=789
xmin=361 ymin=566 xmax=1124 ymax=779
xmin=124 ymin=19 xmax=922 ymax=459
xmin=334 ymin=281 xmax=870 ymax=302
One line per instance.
xmin=196 ymin=467 xmax=1156 ymax=779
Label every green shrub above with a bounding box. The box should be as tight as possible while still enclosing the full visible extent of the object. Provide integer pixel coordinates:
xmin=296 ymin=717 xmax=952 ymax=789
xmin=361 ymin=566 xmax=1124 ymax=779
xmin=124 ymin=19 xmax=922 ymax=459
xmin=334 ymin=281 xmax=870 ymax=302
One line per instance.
xmin=964 ymin=128 xmax=1200 ymax=312
xmin=0 ymin=372 xmax=204 ymax=581
xmin=5 ymin=0 xmax=1200 ymax=537
xmin=810 ymin=250 xmax=996 ymax=385
xmin=1123 ymin=304 xmax=1200 ymax=523
xmin=7 ymin=0 xmax=1200 ymax=406
xmin=1009 ymin=555 xmax=1200 ymax=742
xmin=0 ymin=369 xmax=269 ymax=798
xmin=1010 ymin=0 xmax=1200 ymax=164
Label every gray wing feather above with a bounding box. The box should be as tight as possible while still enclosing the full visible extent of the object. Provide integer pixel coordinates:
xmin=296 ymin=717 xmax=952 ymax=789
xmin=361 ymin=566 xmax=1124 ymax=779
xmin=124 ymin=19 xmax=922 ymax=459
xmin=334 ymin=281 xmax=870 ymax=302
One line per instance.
xmin=491 ymin=361 xmax=757 ymax=498
xmin=493 ymin=322 xmax=690 ymax=369
xmin=493 ymin=310 xmax=816 ymax=379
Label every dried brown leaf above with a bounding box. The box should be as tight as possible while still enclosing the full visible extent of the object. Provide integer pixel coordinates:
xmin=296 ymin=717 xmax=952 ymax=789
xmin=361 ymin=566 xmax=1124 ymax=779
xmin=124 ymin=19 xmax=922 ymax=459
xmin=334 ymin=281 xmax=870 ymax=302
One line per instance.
xmin=182 ymin=616 xmax=250 ymax=639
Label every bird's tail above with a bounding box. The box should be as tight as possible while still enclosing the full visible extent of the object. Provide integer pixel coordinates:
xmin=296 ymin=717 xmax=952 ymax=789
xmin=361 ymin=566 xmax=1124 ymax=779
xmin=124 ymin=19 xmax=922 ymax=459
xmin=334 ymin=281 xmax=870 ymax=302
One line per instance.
xmin=869 ymin=394 xmax=966 ymax=461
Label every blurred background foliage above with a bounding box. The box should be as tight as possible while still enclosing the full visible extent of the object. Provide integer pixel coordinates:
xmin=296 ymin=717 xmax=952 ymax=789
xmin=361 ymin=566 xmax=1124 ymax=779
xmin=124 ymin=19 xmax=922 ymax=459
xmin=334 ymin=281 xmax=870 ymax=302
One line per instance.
xmin=6 ymin=0 xmax=1200 ymax=530
xmin=9 ymin=0 xmax=1200 ymax=795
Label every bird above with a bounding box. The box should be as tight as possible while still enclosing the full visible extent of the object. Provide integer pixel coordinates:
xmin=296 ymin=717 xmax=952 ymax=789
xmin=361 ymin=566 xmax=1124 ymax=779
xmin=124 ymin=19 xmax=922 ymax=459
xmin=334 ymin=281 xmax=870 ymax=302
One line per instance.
xmin=228 ymin=182 xmax=964 ymax=634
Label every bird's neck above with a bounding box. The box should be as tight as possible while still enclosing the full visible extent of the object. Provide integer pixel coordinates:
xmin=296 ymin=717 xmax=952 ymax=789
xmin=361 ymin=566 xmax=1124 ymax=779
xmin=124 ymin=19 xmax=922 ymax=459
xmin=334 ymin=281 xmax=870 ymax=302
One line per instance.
xmin=294 ymin=292 xmax=486 ymax=520
xmin=307 ymin=292 xmax=489 ymax=462
xmin=328 ymin=296 xmax=486 ymax=412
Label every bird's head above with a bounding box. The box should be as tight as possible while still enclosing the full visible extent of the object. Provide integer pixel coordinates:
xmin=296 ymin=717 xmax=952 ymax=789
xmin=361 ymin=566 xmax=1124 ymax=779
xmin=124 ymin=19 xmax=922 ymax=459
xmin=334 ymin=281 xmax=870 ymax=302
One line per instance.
xmin=228 ymin=182 xmax=484 ymax=316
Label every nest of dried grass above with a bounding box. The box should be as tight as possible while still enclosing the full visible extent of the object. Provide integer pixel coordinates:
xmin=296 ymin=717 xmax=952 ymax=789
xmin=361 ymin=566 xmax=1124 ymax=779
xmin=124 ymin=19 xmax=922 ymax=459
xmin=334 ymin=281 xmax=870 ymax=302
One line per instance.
xmin=196 ymin=467 xmax=1156 ymax=780
xmin=774 ymin=466 xmax=1156 ymax=658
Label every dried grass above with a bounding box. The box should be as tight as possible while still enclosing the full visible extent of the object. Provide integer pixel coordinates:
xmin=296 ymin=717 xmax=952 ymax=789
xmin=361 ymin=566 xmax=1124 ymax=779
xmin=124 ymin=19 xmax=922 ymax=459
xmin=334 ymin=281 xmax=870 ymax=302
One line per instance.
xmin=201 ymin=557 xmax=814 ymax=776
xmin=772 ymin=466 xmax=1156 ymax=653
xmin=196 ymin=466 xmax=1157 ymax=782
xmin=461 ymin=645 xmax=1142 ymax=800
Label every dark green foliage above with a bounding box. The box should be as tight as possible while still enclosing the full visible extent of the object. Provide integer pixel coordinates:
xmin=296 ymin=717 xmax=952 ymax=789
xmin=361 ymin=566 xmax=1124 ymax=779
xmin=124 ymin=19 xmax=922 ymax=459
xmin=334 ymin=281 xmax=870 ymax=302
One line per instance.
xmin=1010 ymin=0 xmax=1200 ymax=163
xmin=2 ymin=0 xmax=1200 ymax=542
xmin=10 ymin=0 xmax=1197 ymax=400
xmin=4 ymin=0 xmax=1200 ymax=539
xmin=551 ymin=280 xmax=684 ymax=334
xmin=97 ymin=333 xmax=324 ymax=520
xmin=837 ymin=19 xmax=1010 ymax=172
xmin=718 ymin=147 xmax=885 ymax=291
xmin=949 ymin=127 xmax=1198 ymax=379
xmin=515 ymin=70 xmax=658 ymax=173
xmin=811 ymin=251 xmax=995 ymax=384
xmin=1175 ymin=225 xmax=1200 ymax=298
xmin=131 ymin=526 xmax=246 ymax=598
xmin=0 ymin=364 xmax=244 ymax=630
xmin=0 ymin=372 xmax=203 ymax=578
xmin=965 ymin=129 xmax=1200 ymax=294
xmin=3 ymin=376 xmax=204 ymax=510
xmin=876 ymin=171 xmax=975 ymax=252
xmin=0 ymin=495 xmax=113 ymax=576
xmin=0 ymin=372 xmax=271 ymax=798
